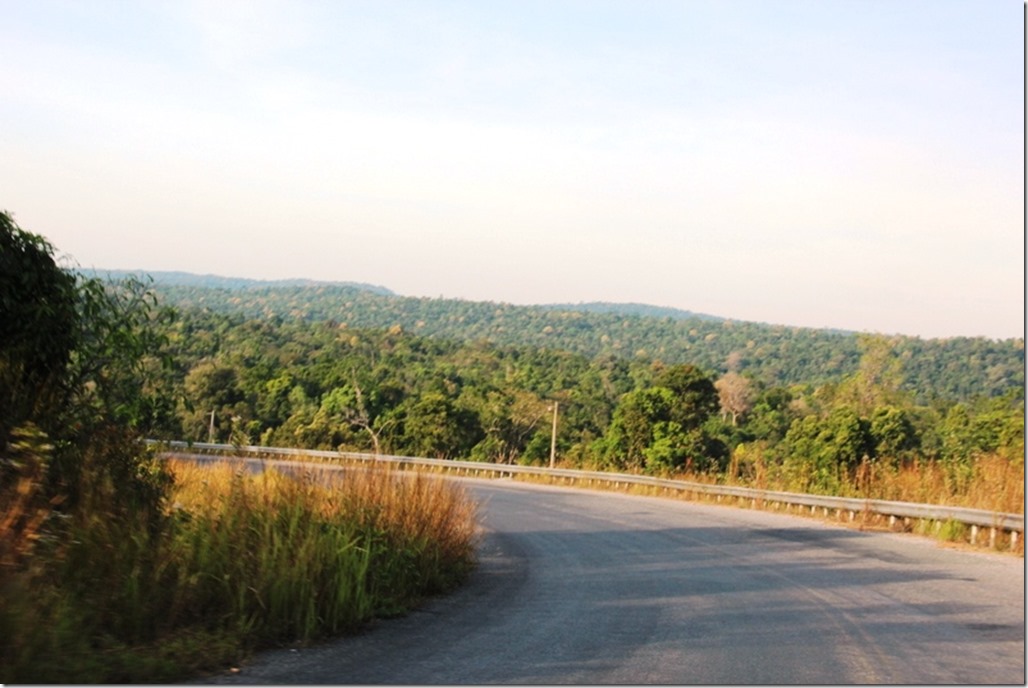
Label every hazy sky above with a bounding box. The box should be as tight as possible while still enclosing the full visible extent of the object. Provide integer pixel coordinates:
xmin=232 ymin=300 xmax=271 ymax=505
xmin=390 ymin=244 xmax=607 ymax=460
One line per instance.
xmin=1 ymin=0 xmax=1023 ymax=339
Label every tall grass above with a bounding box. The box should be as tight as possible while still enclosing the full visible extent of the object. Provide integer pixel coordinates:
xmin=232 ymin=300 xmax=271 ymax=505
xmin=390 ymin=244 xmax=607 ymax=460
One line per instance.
xmin=852 ymin=454 xmax=1024 ymax=515
xmin=725 ymin=443 xmax=1024 ymax=515
xmin=0 ymin=458 xmax=478 ymax=683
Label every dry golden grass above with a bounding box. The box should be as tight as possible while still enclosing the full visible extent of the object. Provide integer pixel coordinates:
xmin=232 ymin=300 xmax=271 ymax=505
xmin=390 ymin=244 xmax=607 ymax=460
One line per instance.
xmin=166 ymin=458 xmax=479 ymax=622
xmin=1 ymin=456 xmax=478 ymax=683
xmin=838 ymin=454 xmax=1024 ymax=514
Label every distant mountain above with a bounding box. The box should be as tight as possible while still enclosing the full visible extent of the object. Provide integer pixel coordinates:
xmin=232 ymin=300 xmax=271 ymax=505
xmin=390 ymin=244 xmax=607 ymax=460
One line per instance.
xmin=81 ymin=269 xmax=395 ymax=297
xmin=540 ymin=302 xmax=725 ymax=323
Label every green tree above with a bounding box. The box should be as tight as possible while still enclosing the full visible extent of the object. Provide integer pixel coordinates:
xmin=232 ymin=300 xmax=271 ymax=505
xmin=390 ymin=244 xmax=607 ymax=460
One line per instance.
xmin=182 ymin=360 xmax=246 ymax=442
xmin=654 ymin=363 xmax=720 ymax=430
xmin=0 ymin=211 xmax=78 ymax=440
xmin=842 ymin=335 xmax=905 ymax=413
xmin=258 ymin=373 xmax=297 ymax=428
xmin=399 ymin=393 xmax=483 ymax=459
xmin=602 ymin=387 xmax=677 ymax=470
xmin=781 ymin=406 xmax=871 ymax=493
xmin=1 ymin=210 xmax=173 ymax=523
xmin=868 ymin=405 xmax=920 ymax=462
xmin=601 ymin=381 xmax=726 ymax=474
xmin=471 ymin=388 xmax=548 ymax=464
xmin=745 ymin=386 xmax=796 ymax=443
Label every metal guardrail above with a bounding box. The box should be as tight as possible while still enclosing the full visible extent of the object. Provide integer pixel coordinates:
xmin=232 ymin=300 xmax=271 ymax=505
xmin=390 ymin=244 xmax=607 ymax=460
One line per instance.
xmin=151 ymin=440 xmax=1024 ymax=548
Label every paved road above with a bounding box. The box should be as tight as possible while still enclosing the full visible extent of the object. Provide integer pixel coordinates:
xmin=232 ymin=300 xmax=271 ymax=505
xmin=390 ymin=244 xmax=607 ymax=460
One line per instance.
xmin=198 ymin=478 xmax=1025 ymax=684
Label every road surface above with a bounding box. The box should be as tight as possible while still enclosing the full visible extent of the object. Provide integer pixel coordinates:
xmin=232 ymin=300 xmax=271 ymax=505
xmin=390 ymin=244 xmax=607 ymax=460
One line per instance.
xmin=197 ymin=478 xmax=1024 ymax=684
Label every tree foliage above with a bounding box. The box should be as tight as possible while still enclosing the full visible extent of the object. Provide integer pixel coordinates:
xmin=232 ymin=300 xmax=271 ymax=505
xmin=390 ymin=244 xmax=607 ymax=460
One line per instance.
xmin=47 ymin=264 xmax=1020 ymax=503
xmin=0 ymin=212 xmax=78 ymax=440
xmin=118 ymin=272 xmax=1024 ymax=403
xmin=0 ymin=211 xmax=174 ymax=522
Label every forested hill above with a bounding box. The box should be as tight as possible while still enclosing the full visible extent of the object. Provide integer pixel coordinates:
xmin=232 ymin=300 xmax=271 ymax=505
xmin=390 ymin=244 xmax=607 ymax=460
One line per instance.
xmin=539 ymin=302 xmax=726 ymax=323
xmin=105 ymin=271 xmax=1023 ymax=403
xmin=90 ymin=269 xmax=394 ymax=296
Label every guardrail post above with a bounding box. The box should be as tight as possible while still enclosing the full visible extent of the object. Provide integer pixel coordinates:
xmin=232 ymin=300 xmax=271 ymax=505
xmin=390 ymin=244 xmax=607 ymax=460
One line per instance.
xmin=970 ymin=525 xmax=978 ymax=545
xmin=1012 ymin=530 xmax=1019 ymax=551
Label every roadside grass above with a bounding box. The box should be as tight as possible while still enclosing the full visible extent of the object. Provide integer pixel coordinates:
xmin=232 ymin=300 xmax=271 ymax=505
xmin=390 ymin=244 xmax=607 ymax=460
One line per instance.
xmin=717 ymin=444 xmax=1024 ymax=516
xmin=860 ymin=454 xmax=1024 ymax=516
xmin=0 ymin=458 xmax=478 ymax=683
xmin=491 ymin=451 xmax=1023 ymax=553
xmin=207 ymin=446 xmax=1022 ymax=552
xmin=695 ymin=453 xmax=1022 ymax=552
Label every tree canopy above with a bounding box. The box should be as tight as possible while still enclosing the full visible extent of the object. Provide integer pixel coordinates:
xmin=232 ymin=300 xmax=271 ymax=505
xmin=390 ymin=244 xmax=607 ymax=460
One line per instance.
xmin=102 ymin=270 xmax=1024 ymax=404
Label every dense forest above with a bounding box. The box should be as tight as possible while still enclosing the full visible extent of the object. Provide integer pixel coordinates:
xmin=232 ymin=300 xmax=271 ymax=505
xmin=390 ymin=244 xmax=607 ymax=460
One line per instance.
xmin=97 ymin=271 xmax=1023 ymax=510
xmin=98 ymin=270 xmax=1024 ymax=404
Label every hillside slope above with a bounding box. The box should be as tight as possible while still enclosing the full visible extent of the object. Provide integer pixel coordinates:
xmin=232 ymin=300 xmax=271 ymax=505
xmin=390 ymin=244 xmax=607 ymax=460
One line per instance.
xmin=96 ymin=270 xmax=1024 ymax=402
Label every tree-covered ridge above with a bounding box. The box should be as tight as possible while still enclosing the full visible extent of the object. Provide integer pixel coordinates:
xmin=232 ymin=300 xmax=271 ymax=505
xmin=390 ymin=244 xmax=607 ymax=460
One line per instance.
xmin=126 ymin=276 xmax=1023 ymax=403
xmin=148 ymin=308 xmax=1022 ymax=510
xmin=86 ymin=269 xmax=394 ymax=296
xmin=539 ymin=301 xmax=725 ymax=323
xmin=159 ymin=310 xmax=633 ymax=463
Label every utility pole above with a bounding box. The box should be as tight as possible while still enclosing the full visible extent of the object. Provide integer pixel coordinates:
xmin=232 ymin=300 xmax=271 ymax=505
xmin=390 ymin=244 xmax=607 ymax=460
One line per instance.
xmin=208 ymin=409 xmax=216 ymax=443
xmin=549 ymin=401 xmax=559 ymax=469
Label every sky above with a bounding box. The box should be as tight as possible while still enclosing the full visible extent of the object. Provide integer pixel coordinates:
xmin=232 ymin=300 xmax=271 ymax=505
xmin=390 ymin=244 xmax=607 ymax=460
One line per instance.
xmin=0 ymin=0 xmax=1023 ymax=340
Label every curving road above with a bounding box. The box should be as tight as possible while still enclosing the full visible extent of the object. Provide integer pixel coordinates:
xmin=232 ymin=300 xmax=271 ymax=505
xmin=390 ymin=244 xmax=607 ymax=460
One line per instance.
xmin=198 ymin=478 xmax=1024 ymax=684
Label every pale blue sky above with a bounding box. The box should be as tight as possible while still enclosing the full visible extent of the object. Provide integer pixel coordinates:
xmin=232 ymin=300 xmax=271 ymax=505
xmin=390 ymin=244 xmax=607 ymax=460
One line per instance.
xmin=1 ymin=0 xmax=1022 ymax=339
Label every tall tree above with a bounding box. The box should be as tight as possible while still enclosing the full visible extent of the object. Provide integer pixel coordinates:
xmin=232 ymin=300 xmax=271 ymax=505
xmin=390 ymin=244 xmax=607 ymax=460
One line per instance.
xmin=715 ymin=371 xmax=755 ymax=426
xmin=868 ymin=405 xmax=920 ymax=462
xmin=0 ymin=211 xmax=78 ymax=440
xmin=1 ymin=211 xmax=173 ymax=520
xmin=654 ymin=363 xmax=720 ymax=431
xmin=399 ymin=393 xmax=483 ymax=460
xmin=845 ymin=335 xmax=905 ymax=413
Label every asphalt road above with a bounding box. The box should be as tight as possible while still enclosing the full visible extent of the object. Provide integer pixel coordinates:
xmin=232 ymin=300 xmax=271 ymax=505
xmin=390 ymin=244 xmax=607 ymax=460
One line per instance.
xmin=197 ymin=478 xmax=1025 ymax=684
